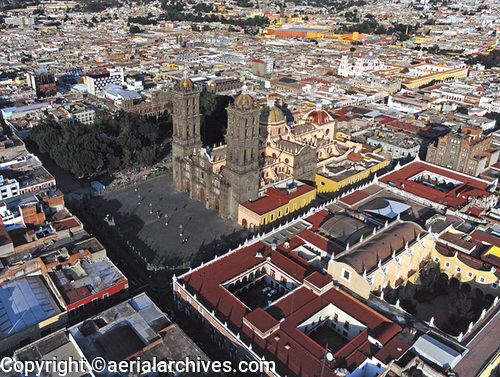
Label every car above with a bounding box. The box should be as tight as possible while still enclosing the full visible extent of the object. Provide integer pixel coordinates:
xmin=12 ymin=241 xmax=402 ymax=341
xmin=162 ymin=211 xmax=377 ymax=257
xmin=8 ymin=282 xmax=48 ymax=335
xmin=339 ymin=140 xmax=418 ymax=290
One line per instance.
xmin=261 ymin=287 xmax=271 ymax=294
xmin=267 ymin=289 xmax=277 ymax=297
xmin=151 ymin=167 xmax=159 ymax=172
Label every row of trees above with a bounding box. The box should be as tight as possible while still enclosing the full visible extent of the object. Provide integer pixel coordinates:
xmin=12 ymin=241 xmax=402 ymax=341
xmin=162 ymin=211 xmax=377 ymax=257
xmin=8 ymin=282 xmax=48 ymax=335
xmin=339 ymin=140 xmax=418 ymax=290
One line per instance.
xmin=27 ymin=91 xmax=235 ymax=179
xmin=336 ymin=15 xmax=420 ymax=38
xmin=128 ymin=15 xmax=158 ymax=25
xmin=467 ymin=49 xmax=500 ymax=69
xmin=158 ymin=0 xmax=269 ymax=27
xmin=29 ymin=111 xmax=171 ymax=179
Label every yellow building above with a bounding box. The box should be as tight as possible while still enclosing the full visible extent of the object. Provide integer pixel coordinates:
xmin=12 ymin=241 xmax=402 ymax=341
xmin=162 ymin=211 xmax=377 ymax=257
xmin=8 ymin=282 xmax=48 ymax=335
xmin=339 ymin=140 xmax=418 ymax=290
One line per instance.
xmin=414 ymin=37 xmax=432 ymax=44
xmin=375 ymin=63 xmax=468 ymax=89
xmin=316 ymin=149 xmax=390 ymax=194
xmin=238 ymin=181 xmax=316 ymax=230
xmin=431 ymin=229 xmax=500 ymax=296
xmin=477 ymin=350 xmax=500 ymax=377
xmin=327 ymin=220 xmax=432 ymax=299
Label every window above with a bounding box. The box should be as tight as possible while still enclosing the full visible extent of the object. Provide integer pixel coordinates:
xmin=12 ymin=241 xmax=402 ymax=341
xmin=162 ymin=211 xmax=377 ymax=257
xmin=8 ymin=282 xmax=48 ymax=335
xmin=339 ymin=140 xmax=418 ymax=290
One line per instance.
xmin=444 ymin=261 xmax=451 ymax=268
xmin=342 ymin=269 xmax=351 ymax=283
xmin=285 ymin=207 xmax=289 ymax=214
xmin=270 ymin=214 xmax=275 ymax=221
xmin=333 ymin=313 xmax=338 ymax=322
xmin=467 ymin=271 xmax=474 ymax=279
xmin=492 ymin=282 xmax=498 ymax=290
xmin=344 ymin=321 xmax=349 ymax=330
xmin=433 ymin=257 xmax=440 ymax=263
xmin=456 ymin=266 xmax=462 ymax=273
xmin=278 ymin=210 xmax=282 ymax=218
xmin=479 ymin=277 xmax=486 ymax=283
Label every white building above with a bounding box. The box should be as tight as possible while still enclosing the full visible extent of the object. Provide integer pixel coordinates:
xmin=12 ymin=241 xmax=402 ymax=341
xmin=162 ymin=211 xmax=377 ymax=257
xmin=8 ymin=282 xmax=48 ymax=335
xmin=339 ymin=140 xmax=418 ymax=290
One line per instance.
xmin=86 ymin=67 xmax=124 ymax=96
xmin=0 ymin=176 xmax=20 ymax=200
xmin=338 ymin=55 xmax=386 ymax=77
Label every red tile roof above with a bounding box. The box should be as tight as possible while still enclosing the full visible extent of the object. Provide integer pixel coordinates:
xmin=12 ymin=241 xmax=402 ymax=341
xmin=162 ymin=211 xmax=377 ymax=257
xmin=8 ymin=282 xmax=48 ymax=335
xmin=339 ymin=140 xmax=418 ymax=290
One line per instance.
xmin=340 ymin=190 xmax=370 ymax=206
xmin=298 ymin=229 xmax=343 ymax=256
xmin=304 ymin=209 xmax=330 ymax=231
xmin=180 ymin=237 xmax=402 ymax=377
xmin=379 ymin=161 xmax=492 ymax=209
xmin=240 ymin=185 xmax=315 ymax=215
xmin=0 ymin=223 xmax=13 ymax=247
xmin=304 ymin=271 xmax=332 ymax=290
xmin=244 ymin=308 xmax=279 ymax=334
xmin=53 ymin=218 xmax=81 ymax=232
xmin=470 ymin=230 xmax=500 ymax=248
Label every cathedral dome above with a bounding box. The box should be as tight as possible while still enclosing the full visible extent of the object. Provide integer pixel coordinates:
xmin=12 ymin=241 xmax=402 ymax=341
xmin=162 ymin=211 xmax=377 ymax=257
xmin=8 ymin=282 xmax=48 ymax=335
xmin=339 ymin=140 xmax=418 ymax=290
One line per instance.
xmin=177 ymin=69 xmax=194 ymax=90
xmin=348 ymin=151 xmax=363 ymax=162
xmin=234 ymin=85 xmax=255 ymax=107
xmin=260 ymin=105 xmax=285 ymax=125
xmin=303 ymin=109 xmax=333 ymax=124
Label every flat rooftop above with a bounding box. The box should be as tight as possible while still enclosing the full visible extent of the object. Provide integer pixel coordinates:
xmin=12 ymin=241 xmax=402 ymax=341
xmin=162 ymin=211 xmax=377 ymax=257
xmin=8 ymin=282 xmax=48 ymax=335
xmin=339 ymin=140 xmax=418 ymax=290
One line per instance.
xmin=69 ymin=293 xmax=170 ymax=361
xmin=14 ymin=329 xmax=90 ymax=377
xmin=0 ymin=275 xmax=62 ymax=339
xmin=50 ymin=258 xmax=126 ymax=305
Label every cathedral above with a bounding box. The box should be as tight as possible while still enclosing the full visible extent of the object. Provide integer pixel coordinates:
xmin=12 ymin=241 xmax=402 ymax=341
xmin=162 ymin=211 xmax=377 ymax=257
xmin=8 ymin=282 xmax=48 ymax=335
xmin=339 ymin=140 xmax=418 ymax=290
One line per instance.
xmin=171 ymin=71 xmax=341 ymax=221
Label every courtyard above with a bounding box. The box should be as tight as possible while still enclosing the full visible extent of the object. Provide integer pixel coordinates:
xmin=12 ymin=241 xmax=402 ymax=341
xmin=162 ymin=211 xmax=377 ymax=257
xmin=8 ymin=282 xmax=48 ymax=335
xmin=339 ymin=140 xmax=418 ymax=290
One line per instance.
xmin=308 ymin=323 xmax=349 ymax=355
xmin=232 ymin=276 xmax=289 ymax=310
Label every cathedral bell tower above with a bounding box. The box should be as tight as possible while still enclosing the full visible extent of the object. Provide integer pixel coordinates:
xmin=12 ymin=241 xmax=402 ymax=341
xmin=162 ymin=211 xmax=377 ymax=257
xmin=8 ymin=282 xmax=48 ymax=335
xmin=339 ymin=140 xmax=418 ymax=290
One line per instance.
xmin=171 ymin=70 xmax=202 ymax=190
xmin=225 ymin=86 xmax=261 ymax=220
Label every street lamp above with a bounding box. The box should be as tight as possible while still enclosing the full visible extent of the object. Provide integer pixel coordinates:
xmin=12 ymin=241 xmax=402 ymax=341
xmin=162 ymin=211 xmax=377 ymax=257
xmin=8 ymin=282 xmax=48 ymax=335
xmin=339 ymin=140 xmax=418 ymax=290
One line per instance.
xmin=179 ymin=224 xmax=183 ymax=237
xmin=165 ymin=214 xmax=169 ymax=226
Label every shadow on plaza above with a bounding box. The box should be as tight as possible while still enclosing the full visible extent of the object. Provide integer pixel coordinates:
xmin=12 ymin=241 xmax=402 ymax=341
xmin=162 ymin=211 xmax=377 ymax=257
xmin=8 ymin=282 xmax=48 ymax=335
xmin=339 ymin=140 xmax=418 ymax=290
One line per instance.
xmin=84 ymin=194 xmax=248 ymax=272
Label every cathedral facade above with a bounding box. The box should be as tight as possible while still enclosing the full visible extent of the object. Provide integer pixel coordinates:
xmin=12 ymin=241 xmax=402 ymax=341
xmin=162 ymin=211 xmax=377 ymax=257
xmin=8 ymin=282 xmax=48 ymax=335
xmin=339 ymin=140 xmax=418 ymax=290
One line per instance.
xmin=171 ymin=72 xmax=336 ymax=222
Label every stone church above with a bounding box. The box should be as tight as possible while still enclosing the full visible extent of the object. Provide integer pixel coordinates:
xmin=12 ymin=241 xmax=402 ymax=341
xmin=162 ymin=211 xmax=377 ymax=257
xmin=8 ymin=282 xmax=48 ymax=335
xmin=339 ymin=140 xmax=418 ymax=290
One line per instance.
xmin=172 ymin=71 xmax=338 ymax=221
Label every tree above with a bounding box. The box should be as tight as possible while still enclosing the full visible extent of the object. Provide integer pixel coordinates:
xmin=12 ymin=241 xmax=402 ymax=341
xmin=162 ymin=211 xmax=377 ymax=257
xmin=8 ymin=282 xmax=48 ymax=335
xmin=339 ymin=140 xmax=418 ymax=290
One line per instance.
xmin=456 ymin=106 xmax=468 ymax=115
xmin=28 ymin=112 xmax=168 ymax=179
xmin=199 ymin=92 xmax=234 ymax=146
xmin=129 ymin=25 xmax=142 ymax=34
xmin=350 ymin=47 xmax=356 ymax=52
xmin=448 ymin=292 xmax=474 ymax=325
xmin=415 ymin=263 xmax=447 ymax=302
xmin=200 ymin=92 xmax=218 ymax=116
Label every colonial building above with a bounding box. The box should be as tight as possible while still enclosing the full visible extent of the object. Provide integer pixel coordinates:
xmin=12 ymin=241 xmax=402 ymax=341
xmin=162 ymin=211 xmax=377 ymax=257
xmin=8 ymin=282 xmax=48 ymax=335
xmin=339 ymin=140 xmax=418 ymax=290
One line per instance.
xmin=173 ymin=238 xmax=404 ymax=377
xmin=426 ymin=125 xmax=499 ymax=176
xmin=171 ymin=72 xmax=319 ymax=221
xmin=338 ymin=55 xmax=386 ymax=77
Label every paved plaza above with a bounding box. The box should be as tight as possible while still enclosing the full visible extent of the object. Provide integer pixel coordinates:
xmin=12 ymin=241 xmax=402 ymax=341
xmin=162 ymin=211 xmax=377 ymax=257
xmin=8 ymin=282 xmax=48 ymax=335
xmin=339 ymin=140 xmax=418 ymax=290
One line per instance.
xmin=87 ymin=174 xmax=247 ymax=269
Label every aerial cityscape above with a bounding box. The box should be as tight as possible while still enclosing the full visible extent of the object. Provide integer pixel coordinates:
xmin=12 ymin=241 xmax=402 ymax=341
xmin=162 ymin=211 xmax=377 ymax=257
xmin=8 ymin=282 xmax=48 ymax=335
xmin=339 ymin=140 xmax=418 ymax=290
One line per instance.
xmin=0 ymin=0 xmax=499 ymax=375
